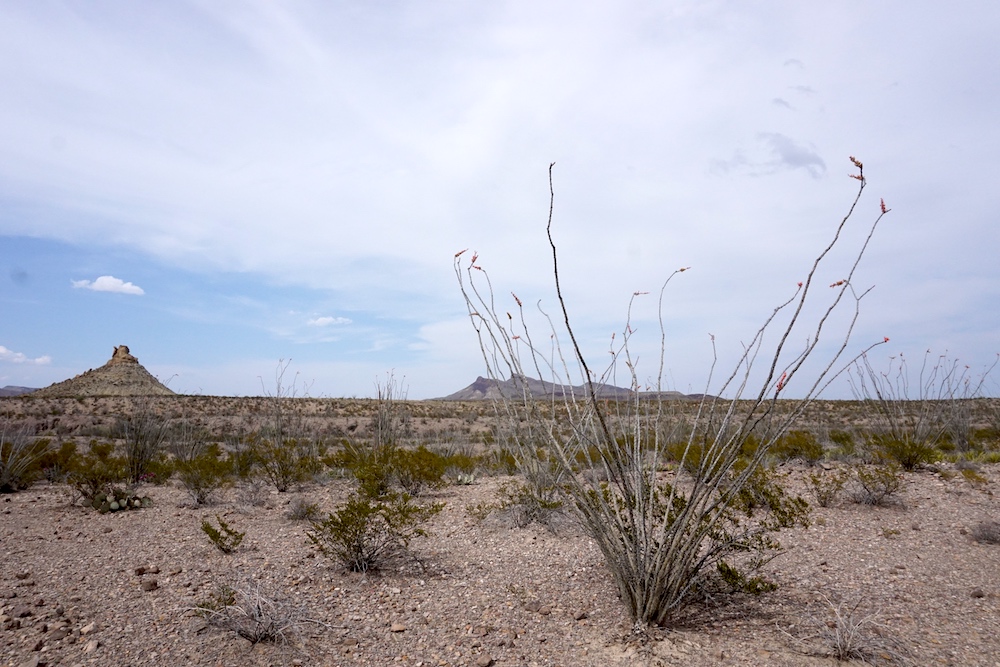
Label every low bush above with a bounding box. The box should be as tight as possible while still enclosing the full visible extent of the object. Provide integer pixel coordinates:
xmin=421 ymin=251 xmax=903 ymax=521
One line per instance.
xmin=0 ymin=423 xmax=49 ymax=493
xmin=851 ymin=465 xmax=904 ymax=506
xmin=67 ymin=441 xmax=126 ymax=502
xmin=307 ymin=490 xmax=443 ymax=572
xmin=202 ymin=515 xmax=246 ymax=554
xmin=253 ymin=437 xmax=321 ymax=493
xmin=868 ymin=434 xmax=940 ymax=471
xmin=285 ymin=497 xmax=320 ymax=521
xmin=807 ymin=469 xmax=849 ymax=507
xmin=392 ymin=445 xmax=448 ymax=496
xmin=176 ymin=443 xmax=233 ymax=505
xmin=772 ymin=430 xmax=824 ymax=464
xmin=194 ymin=580 xmax=300 ymax=645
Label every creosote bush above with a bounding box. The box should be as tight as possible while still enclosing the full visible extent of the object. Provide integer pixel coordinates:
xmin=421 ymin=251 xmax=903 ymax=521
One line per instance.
xmin=456 ymin=159 xmax=888 ymax=629
xmin=851 ymin=465 xmax=904 ymax=506
xmin=307 ymin=490 xmax=442 ymax=572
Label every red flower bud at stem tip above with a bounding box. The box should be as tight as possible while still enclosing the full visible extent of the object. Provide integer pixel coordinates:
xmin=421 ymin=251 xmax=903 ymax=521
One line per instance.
xmin=511 ymin=292 xmax=522 ymax=307
xmin=830 ymin=280 xmax=846 ymax=288
xmin=776 ymin=371 xmax=787 ymax=392
xmin=883 ymin=337 xmax=890 ymax=343
xmin=850 ymin=156 xmax=863 ymax=169
xmin=797 ymin=282 xmax=803 ymax=287
xmin=880 ymin=198 xmax=888 ymax=214
xmin=455 ymin=248 xmax=468 ymax=257
xmin=679 ymin=266 xmax=691 ymax=272
xmin=471 ymin=252 xmax=478 ymax=264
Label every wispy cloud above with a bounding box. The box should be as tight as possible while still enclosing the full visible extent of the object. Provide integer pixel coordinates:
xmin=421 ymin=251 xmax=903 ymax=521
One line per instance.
xmin=71 ymin=275 xmax=145 ymax=295
xmin=307 ymin=316 xmax=352 ymax=327
xmin=0 ymin=345 xmax=51 ymax=365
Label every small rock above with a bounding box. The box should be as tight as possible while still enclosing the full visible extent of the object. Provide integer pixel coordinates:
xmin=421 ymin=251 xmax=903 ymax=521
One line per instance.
xmin=911 ymin=522 xmax=921 ymax=530
xmin=102 ymin=526 xmax=112 ymax=534
xmin=168 ymin=567 xmax=183 ymax=576
xmin=538 ymin=605 xmax=552 ymax=615
xmin=574 ymin=610 xmax=588 ymax=621
xmin=340 ymin=637 xmax=359 ymax=646
xmin=134 ymin=567 xmax=146 ymax=576
xmin=971 ymin=588 xmax=986 ymax=599
xmin=146 ymin=566 xmax=160 ymax=575
xmin=475 ymin=655 xmax=494 ymax=667
xmin=13 ymin=605 xmax=33 ymax=618
xmin=390 ymin=622 xmax=406 ymax=633
xmin=80 ymin=622 xmax=96 ymax=635
xmin=15 ymin=572 xmax=31 ymax=580
xmin=18 ymin=657 xmax=41 ymax=667
xmin=83 ymin=639 xmax=99 ymax=653
xmin=141 ymin=580 xmax=159 ymax=592
xmin=50 ymin=628 xmax=69 ymax=641
xmin=32 ymin=638 xmax=44 ymax=651
xmin=34 ymin=597 xmax=45 ymax=606
xmin=524 ymin=600 xmax=542 ymax=613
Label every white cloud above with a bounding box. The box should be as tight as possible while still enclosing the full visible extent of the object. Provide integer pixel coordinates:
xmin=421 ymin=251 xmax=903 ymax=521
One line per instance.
xmin=0 ymin=345 xmax=51 ymax=365
xmin=71 ymin=275 xmax=145 ymax=295
xmin=307 ymin=316 xmax=352 ymax=327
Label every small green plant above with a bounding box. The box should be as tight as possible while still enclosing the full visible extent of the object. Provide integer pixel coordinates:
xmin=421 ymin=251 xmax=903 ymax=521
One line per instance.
xmin=253 ymin=437 xmax=321 ymax=493
xmin=851 ymin=465 xmax=904 ymax=506
xmin=880 ymin=526 xmax=901 ymax=539
xmin=465 ymin=500 xmax=500 ymax=523
xmin=307 ymin=490 xmax=443 ymax=572
xmin=807 ymin=469 xmax=848 ymax=507
xmin=496 ymin=479 xmax=564 ymax=528
xmin=202 ymin=514 xmax=246 ymax=554
xmin=828 ymin=430 xmax=857 ymax=458
xmin=91 ymin=487 xmax=151 ymax=513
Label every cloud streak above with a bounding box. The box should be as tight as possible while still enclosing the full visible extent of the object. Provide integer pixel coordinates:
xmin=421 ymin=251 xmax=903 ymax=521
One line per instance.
xmin=71 ymin=276 xmax=145 ymax=295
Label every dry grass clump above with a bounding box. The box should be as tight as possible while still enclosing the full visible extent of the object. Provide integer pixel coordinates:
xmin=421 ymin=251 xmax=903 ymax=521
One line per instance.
xmin=784 ymin=597 xmax=912 ymax=666
xmin=193 ymin=579 xmax=307 ymax=645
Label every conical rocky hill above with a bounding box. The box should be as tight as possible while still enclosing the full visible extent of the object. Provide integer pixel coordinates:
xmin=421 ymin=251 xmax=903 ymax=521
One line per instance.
xmin=33 ymin=345 xmax=175 ymax=397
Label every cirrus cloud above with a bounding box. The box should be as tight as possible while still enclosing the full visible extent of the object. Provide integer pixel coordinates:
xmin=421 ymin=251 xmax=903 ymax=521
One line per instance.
xmin=307 ymin=316 xmax=352 ymax=327
xmin=71 ymin=275 xmax=145 ymax=295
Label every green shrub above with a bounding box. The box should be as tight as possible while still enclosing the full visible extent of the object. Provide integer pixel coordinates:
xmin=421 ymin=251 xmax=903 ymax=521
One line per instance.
xmin=392 ymin=445 xmax=447 ymax=496
xmin=0 ymin=425 xmax=49 ymax=493
xmin=201 ymin=514 xmax=245 ymax=554
xmin=68 ymin=441 xmax=126 ymax=502
xmin=868 ymin=434 xmax=939 ymax=471
xmin=327 ymin=441 xmax=395 ymax=498
xmin=772 ymin=430 xmax=823 ymax=464
xmin=851 ymin=465 xmax=904 ymax=506
xmin=306 ymin=490 xmax=443 ymax=572
xmin=496 ymin=479 xmax=564 ymax=528
xmin=828 ymin=430 xmax=856 ymax=457
xmin=807 ymin=469 xmax=848 ymax=507
xmin=254 ymin=437 xmax=321 ymax=493
xmin=176 ymin=444 xmax=233 ymax=505
xmin=34 ymin=441 xmax=78 ymax=484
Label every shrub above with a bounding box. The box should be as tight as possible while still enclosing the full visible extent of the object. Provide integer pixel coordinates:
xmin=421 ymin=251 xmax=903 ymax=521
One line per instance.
xmin=34 ymin=440 xmax=78 ymax=484
xmin=851 ymin=465 xmax=903 ymax=506
xmin=0 ymin=423 xmax=48 ymax=492
xmin=116 ymin=396 xmax=170 ymax=484
xmin=202 ymin=514 xmax=246 ymax=554
xmin=497 ymin=479 xmax=564 ymax=528
xmin=807 ymin=469 xmax=848 ymax=507
xmin=868 ymin=434 xmax=939 ymax=471
xmin=285 ymin=497 xmax=320 ymax=521
xmin=194 ymin=580 xmax=300 ymax=645
xmin=772 ymin=430 xmax=824 ymax=464
xmin=307 ymin=490 xmax=443 ymax=572
xmin=253 ymin=437 xmax=321 ymax=493
xmin=67 ymin=441 xmax=126 ymax=502
xmin=455 ymin=159 xmax=886 ymax=628
xmin=176 ymin=444 xmax=233 ymax=505
xmin=392 ymin=445 xmax=448 ymax=496
xmin=828 ymin=430 xmax=857 ymax=458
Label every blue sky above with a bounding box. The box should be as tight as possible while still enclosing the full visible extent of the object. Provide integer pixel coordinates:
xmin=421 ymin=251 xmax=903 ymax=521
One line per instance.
xmin=1 ymin=2 xmax=998 ymax=399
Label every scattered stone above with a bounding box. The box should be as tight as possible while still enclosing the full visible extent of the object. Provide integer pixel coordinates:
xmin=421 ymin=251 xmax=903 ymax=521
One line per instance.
xmin=524 ymin=599 xmax=542 ymax=613
xmin=141 ymin=580 xmax=159 ymax=592
xmin=971 ymin=588 xmax=986 ymax=599
xmin=50 ymin=627 xmax=69 ymax=641
xmin=135 ymin=567 xmax=146 ymax=576
xmin=80 ymin=622 xmax=96 ymax=635
xmin=538 ymin=604 xmax=552 ymax=615
xmin=390 ymin=622 xmax=406 ymax=632
xmin=83 ymin=639 xmax=100 ymax=653
xmin=18 ymin=657 xmax=41 ymax=667
xmin=475 ymin=655 xmax=494 ymax=667
xmin=13 ymin=605 xmax=33 ymax=618
xmin=32 ymin=638 xmax=44 ymax=651
xmin=15 ymin=571 xmax=31 ymax=580
xmin=146 ymin=566 xmax=160 ymax=574
xmin=168 ymin=566 xmax=183 ymax=576
xmin=34 ymin=597 xmax=45 ymax=606
xmin=102 ymin=526 xmax=112 ymax=534
xmin=574 ymin=610 xmax=588 ymax=621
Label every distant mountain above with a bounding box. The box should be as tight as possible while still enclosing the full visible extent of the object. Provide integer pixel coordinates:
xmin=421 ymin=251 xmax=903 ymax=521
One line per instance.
xmin=0 ymin=386 xmax=37 ymax=397
xmin=32 ymin=345 xmax=175 ymax=398
xmin=438 ymin=375 xmax=698 ymax=401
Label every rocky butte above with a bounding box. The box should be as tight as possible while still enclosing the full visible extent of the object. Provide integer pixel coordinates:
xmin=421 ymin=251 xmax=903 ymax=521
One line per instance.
xmin=32 ymin=345 xmax=175 ymax=397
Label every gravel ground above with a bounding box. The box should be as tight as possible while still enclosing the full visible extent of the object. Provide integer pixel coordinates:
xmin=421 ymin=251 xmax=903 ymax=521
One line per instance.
xmin=2 ymin=465 xmax=1000 ymax=667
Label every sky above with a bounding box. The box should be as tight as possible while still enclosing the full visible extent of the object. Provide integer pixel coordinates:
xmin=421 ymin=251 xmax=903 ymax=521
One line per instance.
xmin=1 ymin=1 xmax=998 ymax=399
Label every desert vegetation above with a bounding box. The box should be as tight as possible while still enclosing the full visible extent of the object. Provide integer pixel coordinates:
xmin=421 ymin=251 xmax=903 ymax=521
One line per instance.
xmin=2 ymin=162 xmax=1000 ymax=664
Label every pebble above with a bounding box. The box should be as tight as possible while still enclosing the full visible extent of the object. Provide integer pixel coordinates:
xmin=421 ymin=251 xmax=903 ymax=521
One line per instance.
xmin=141 ymin=580 xmax=159 ymax=592
xmin=390 ymin=622 xmax=406 ymax=632
xmin=475 ymin=655 xmax=494 ymax=667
